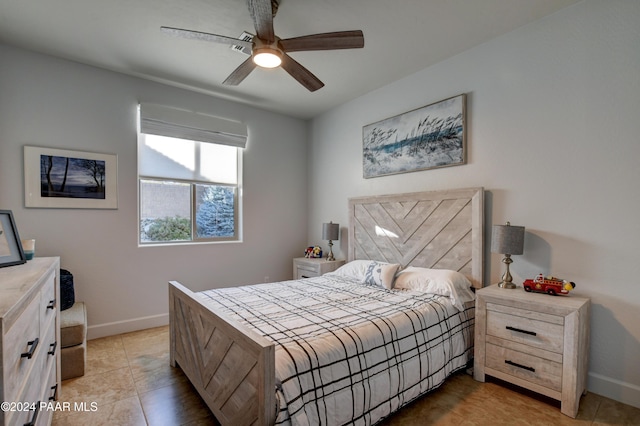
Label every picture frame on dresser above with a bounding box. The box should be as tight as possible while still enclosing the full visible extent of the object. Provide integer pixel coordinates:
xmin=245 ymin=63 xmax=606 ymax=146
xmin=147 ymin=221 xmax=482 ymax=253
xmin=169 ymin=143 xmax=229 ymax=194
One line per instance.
xmin=0 ymin=210 xmax=27 ymax=268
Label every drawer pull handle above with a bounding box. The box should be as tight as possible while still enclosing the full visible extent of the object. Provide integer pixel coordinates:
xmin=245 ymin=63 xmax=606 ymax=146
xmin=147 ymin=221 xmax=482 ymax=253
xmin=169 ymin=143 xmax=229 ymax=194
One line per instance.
xmin=49 ymin=384 xmax=58 ymax=401
xmin=23 ymin=400 xmax=40 ymax=426
xmin=21 ymin=338 xmax=39 ymax=359
xmin=47 ymin=299 xmax=56 ymax=310
xmin=48 ymin=341 xmax=58 ymax=356
xmin=505 ymin=360 xmax=536 ymax=373
xmin=506 ymin=326 xmax=536 ymax=336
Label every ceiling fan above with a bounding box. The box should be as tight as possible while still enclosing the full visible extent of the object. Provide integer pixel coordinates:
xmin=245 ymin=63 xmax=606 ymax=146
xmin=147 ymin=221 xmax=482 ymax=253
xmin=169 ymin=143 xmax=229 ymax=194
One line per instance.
xmin=161 ymin=0 xmax=364 ymax=92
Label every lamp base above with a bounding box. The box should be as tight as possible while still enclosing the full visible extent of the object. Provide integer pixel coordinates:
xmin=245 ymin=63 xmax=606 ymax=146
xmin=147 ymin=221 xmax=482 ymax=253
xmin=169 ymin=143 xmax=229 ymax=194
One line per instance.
xmin=498 ymin=281 xmax=517 ymax=289
xmin=498 ymin=254 xmax=516 ymax=289
xmin=326 ymin=240 xmax=335 ymax=261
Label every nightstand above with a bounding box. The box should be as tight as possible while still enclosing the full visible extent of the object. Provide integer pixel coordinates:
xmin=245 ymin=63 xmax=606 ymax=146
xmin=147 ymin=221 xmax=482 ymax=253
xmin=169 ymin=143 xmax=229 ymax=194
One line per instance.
xmin=293 ymin=257 xmax=345 ymax=279
xmin=473 ymin=284 xmax=590 ymax=418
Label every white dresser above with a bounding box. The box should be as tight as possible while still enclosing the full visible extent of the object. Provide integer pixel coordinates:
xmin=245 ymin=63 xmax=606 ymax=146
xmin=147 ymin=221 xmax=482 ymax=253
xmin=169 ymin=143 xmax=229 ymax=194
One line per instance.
xmin=0 ymin=257 xmax=61 ymax=426
xmin=473 ymin=284 xmax=590 ymax=418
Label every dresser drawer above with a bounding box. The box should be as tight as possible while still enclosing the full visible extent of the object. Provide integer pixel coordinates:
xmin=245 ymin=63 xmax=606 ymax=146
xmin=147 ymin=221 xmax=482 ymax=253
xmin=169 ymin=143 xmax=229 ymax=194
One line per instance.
xmin=3 ymin=294 xmax=41 ymax=404
xmin=40 ymin=272 xmax=57 ymax=333
xmin=8 ymin=315 xmax=56 ymax=426
xmin=4 ymin=372 xmax=42 ymax=426
xmin=486 ymin=303 xmax=564 ymax=353
xmin=40 ymin=313 xmax=58 ymax=382
xmin=45 ymin=356 xmax=59 ymax=402
xmin=38 ymin=363 xmax=59 ymax=426
xmin=486 ymin=342 xmax=562 ymax=392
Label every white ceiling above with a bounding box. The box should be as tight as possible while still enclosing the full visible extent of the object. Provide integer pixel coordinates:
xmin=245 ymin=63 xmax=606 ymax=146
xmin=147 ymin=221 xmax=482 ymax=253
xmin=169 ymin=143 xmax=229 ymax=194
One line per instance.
xmin=0 ymin=0 xmax=580 ymax=119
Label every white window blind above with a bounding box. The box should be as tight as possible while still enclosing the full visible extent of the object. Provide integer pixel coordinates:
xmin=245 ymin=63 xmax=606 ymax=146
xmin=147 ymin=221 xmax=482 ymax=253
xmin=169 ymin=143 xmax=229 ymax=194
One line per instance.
xmin=138 ymin=134 xmax=239 ymax=183
xmin=139 ymin=104 xmax=248 ymax=148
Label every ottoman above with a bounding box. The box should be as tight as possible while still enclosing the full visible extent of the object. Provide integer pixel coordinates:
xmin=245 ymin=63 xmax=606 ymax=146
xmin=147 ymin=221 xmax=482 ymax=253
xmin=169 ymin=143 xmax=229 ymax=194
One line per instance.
xmin=60 ymin=301 xmax=87 ymax=380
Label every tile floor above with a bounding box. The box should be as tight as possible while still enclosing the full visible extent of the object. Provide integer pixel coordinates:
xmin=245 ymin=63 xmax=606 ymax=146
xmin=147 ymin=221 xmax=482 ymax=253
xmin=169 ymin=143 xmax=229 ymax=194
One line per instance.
xmin=53 ymin=326 xmax=640 ymax=425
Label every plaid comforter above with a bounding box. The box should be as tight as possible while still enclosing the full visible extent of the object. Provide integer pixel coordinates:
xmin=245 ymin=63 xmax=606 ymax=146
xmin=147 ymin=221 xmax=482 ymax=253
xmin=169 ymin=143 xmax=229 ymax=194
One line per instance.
xmin=197 ymin=274 xmax=474 ymax=426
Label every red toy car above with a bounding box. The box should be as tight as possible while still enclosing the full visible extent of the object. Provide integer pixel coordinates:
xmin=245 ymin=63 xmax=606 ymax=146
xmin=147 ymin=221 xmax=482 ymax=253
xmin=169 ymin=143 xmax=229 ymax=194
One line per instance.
xmin=523 ymin=274 xmax=576 ymax=296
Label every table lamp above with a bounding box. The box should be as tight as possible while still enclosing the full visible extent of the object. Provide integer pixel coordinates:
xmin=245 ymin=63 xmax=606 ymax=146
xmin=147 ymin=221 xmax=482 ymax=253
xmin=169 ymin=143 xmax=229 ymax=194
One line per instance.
xmin=491 ymin=221 xmax=525 ymax=289
xmin=322 ymin=222 xmax=339 ymax=261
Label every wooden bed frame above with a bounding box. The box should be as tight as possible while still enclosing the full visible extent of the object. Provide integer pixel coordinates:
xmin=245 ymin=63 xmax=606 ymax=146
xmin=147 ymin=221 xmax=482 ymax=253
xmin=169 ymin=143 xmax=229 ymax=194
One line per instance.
xmin=169 ymin=187 xmax=484 ymax=425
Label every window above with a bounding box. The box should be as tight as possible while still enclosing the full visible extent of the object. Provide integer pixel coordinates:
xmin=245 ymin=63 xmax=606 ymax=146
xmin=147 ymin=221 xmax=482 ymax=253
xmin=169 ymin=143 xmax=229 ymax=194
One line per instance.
xmin=137 ymin=105 xmax=246 ymax=245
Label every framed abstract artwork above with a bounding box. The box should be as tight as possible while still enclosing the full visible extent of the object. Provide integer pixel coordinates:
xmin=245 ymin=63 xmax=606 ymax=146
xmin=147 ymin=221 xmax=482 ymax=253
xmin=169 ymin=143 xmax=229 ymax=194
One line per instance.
xmin=24 ymin=146 xmax=118 ymax=209
xmin=363 ymin=94 xmax=466 ymax=178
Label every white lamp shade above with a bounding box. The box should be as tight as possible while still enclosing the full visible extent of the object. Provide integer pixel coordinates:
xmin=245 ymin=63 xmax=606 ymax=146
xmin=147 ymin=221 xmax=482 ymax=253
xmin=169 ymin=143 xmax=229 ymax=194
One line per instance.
xmin=491 ymin=223 xmax=525 ymax=255
xmin=322 ymin=222 xmax=339 ymax=240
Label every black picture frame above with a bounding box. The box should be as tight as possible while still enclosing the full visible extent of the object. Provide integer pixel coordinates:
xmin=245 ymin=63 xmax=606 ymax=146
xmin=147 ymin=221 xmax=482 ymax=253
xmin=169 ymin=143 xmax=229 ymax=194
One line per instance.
xmin=0 ymin=210 xmax=27 ymax=268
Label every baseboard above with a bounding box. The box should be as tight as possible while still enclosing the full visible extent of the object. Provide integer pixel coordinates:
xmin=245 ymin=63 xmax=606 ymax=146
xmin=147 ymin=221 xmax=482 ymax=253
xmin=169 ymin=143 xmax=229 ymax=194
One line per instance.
xmin=87 ymin=313 xmax=169 ymax=340
xmin=588 ymin=372 xmax=640 ymax=409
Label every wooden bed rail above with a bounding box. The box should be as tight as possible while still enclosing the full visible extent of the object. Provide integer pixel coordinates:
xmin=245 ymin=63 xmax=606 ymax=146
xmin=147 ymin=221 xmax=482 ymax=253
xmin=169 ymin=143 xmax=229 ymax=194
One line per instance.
xmin=169 ymin=281 xmax=276 ymax=426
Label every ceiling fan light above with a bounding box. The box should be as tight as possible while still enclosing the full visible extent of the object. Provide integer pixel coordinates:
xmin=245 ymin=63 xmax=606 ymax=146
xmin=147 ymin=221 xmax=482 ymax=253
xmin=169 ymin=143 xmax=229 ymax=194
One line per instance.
xmin=253 ymin=48 xmax=282 ymax=68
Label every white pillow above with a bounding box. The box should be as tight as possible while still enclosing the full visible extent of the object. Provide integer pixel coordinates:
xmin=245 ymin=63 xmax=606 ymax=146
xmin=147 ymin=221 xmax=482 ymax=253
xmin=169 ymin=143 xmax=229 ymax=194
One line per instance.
xmin=326 ymin=260 xmax=400 ymax=289
xmin=362 ymin=261 xmax=400 ymax=290
xmin=394 ymin=267 xmax=475 ymax=310
xmin=326 ymin=260 xmax=376 ymax=281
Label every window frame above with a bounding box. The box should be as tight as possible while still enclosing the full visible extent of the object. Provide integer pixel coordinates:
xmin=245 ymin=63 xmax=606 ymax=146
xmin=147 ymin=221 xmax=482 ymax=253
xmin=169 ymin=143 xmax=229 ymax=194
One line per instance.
xmin=137 ymin=141 xmax=242 ymax=246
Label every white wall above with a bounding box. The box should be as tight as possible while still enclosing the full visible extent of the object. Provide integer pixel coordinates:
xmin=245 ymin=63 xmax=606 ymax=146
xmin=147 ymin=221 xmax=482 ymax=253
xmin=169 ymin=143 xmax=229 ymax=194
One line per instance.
xmin=0 ymin=44 xmax=309 ymax=338
xmin=307 ymin=0 xmax=640 ymax=408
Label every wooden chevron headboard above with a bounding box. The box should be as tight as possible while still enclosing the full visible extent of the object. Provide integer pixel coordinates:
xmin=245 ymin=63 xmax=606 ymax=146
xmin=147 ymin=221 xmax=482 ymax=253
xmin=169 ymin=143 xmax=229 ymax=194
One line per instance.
xmin=348 ymin=187 xmax=484 ymax=289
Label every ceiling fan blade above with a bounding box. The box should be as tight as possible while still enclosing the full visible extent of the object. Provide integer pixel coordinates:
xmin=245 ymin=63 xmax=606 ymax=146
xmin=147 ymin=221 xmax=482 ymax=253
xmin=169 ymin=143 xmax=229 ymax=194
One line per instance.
xmin=247 ymin=0 xmax=275 ymax=43
xmin=280 ymin=30 xmax=364 ymax=52
xmin=161 ymin=26 xmax=253 ymax=49
xmin=280 ymin=53 xmax=324 ymax=92
xmin=223 ymin=57 xmax=258 ymax=86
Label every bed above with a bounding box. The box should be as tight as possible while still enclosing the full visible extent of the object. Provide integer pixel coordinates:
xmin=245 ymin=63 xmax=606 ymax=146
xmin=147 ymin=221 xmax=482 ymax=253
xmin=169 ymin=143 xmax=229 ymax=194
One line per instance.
xmin=169 ymin=187 xmax=484 ymax=425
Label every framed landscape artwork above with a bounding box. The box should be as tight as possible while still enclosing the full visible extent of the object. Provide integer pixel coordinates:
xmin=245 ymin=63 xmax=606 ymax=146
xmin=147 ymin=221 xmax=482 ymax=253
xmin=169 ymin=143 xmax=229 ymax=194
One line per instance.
xmin=362 ymin=94 xmax=466 ymax=178
xmin=24 ymin=146 xmax=118 ymax=209
xmin=0 ymin=210 xmax=27 ymax=268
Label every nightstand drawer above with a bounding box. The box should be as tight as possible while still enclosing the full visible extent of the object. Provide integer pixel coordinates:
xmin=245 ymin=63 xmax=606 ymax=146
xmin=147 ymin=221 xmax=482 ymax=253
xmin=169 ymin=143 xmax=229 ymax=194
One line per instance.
xmin=296 ymin=265 xmax=319 ymax=279
xmin=486 ymin=343 xmax=562 ymax=392
xmin=486 ymin=303 xmax=564 ymax=353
